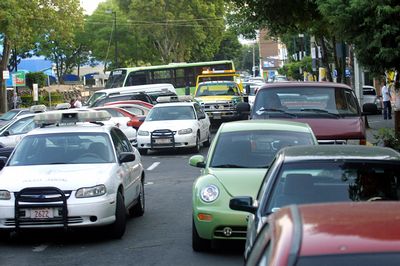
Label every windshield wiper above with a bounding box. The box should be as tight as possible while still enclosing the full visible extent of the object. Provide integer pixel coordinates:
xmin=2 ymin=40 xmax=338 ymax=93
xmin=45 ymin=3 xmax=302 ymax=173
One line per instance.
xmin=256 ymin=107 xmax=297 ymax=117
xmin=212 ymin=164 xmax=248 ymax=168
xmin=299 ymin=108 xmax=341 ymax=118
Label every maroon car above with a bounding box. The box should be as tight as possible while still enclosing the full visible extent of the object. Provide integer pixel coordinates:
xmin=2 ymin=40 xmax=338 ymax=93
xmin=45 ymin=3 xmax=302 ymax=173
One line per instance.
xmin=246 ymin=202 xmax=400 ymax=266
xmin=244 ymin=82 xmax=369 ymax=145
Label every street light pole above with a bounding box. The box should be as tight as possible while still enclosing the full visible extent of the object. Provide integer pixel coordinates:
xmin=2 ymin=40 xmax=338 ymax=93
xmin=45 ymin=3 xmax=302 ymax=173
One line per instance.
xmin=106 ymin=10 xmax=118 ymax=68
xmin=113 ymin=11 xmax=118 ymax=68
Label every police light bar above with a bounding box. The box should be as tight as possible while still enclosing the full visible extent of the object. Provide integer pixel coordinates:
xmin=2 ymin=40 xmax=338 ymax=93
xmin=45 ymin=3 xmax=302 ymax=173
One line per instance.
xmin=156 ymin=95 xmax=193 ymax=103
xmin=34 ymin=110 xmax=111 ymax=125
xmin=29 ymin=104 xmax=47 ymax=113
xmin=201 ymin=69 xmax=236 ymax=75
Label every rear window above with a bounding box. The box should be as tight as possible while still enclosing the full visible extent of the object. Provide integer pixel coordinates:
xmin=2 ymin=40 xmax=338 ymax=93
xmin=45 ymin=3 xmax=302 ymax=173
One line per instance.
xmin=363 ymin=88 xmax=377 ymax=96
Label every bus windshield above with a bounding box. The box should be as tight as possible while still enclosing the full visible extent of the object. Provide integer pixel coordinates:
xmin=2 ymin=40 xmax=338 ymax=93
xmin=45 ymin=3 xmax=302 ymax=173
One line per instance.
xmin=105 ymin=69 xmax=127 ymax=88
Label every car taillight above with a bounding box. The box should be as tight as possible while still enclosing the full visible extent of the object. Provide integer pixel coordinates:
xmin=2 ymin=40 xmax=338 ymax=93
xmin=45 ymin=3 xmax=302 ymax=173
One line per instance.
xmin=360 ymin=139 xmax=367 ymax=145
xmin=127 ymin=120 xmax=135 ymax=127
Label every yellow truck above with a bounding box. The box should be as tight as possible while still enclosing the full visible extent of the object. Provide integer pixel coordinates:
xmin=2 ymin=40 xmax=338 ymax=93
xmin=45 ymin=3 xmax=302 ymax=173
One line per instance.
xmin=194 ymin=70 xmax=247 ymax=122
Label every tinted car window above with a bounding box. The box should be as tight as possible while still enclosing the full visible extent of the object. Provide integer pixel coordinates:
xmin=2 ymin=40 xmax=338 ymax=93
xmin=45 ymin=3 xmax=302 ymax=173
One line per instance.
xmin=363 ymin=88 xmax=377 ymax=96
xmin=209 ymin=130 xmax=315 ymax=168
xmin=265 ymin=161 xmax=400 ymax=213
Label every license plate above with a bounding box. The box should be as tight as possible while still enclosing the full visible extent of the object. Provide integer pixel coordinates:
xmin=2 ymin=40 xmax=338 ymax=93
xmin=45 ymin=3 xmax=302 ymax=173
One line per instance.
xmin=213 ymin=113 xmax=221 ymax=119
xmin=155 ymin=138 xmax=171 ymax=144
xmin=30 ymin=208 xmax=54 ymax=219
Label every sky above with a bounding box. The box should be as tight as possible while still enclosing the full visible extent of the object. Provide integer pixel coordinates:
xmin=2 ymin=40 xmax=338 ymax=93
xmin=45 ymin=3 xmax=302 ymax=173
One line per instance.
xmin=80 ymin=0 xmax=106 ymax=15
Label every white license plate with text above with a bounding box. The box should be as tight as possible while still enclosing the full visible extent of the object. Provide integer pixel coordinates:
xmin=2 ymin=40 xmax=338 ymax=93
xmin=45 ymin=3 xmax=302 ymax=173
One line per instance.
xmin=30 ymin=208 xmax=54 ymax=219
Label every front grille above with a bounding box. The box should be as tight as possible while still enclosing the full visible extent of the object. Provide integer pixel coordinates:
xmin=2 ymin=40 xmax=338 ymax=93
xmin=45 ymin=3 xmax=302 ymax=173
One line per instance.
xmin=4 ymin=217 xmax=83 ymax=227
xmin=214 ymin=226 xmax=247 ymax=238
xmin=151 ymin=129 xmax=175 ymax=148
xmin=15 ymin=187 xmax=69 ymax=229
xmin=204 ymin=102 xmax=233 ymax=110
xmin=318 ymin=140 xmax=347 ymax=145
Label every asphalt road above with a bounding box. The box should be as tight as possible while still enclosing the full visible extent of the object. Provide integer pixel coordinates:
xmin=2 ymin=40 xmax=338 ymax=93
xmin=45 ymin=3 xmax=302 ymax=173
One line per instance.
xmin=0 ymin=143 xmax=243 ymax=266
xmin=0 ymin=114 xmax=393 ymax=266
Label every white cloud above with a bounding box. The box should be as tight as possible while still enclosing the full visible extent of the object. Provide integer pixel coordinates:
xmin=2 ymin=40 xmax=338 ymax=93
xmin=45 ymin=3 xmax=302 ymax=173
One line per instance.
xmin=80 ymin=0 xmax=106 ymax=15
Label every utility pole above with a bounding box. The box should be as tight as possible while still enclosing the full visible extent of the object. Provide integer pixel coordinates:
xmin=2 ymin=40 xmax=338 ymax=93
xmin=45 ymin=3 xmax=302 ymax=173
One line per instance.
xmin=106 ymin=10 xmax=118 ymax=68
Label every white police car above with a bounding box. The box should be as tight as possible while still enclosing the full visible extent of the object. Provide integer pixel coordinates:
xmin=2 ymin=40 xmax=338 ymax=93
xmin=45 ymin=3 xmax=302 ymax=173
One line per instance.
xmin=0 ymin=110 xmax=145 ymax=239
xmin=136 ymin=96 xmax=211 ymax=154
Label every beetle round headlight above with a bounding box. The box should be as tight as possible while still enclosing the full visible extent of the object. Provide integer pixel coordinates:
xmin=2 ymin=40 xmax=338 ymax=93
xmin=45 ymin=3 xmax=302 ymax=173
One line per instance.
xmin=200 ymin=185 xmax=219 ymax=203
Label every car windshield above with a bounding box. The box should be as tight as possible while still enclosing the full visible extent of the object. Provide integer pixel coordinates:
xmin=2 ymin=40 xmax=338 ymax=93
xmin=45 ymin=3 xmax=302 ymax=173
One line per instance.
xmin=253 ymin=87 xmax=360 ymax=118
xmin=105 ymin=69 xmax=127 ymax=88
xmin=196 ymin=83 xmax=240 ymax=97
xmin=146 ymin=106 xmax=195 ymax=121
xmin=8 ymin=132 xmax=115 ymax=165
xmin=209 ymin=130 xmax=316 ymax=168
xmin=0 ymin=110 xmax=20 ymax=121
xmin=266 ymin=161 xmax=400 ymax=213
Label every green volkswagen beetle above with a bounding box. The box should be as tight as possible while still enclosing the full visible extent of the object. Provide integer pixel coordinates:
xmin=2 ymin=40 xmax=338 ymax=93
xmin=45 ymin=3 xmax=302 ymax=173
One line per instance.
xmin=190 ymin=120 xmax=318 ymax=251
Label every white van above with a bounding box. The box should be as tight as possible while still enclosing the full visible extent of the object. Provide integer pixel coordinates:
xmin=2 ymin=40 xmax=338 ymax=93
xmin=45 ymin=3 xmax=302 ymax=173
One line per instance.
xmin=84 ymin=83 xmax=176 ymax=107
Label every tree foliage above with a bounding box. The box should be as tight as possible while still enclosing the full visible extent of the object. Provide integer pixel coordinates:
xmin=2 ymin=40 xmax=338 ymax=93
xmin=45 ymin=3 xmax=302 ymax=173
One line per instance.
xmin=0 ymin=0 xmax=83 ymax=112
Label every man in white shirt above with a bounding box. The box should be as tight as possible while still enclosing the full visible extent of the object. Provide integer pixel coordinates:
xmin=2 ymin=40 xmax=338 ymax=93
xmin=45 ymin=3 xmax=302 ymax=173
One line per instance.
xmin=381 ymin=81 xmax=392 ymax=120
xmin=74 ymin=96 xmax=82 ymax=108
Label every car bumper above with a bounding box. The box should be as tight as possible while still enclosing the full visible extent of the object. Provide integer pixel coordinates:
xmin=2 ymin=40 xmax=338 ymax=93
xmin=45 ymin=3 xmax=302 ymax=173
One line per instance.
xmin=0 ymin=193 xmax=116 ymax=229
xmin=193 ymin=206 xmax=248 ymax=240
xmin=137 ymin=133 xmax=197 ymax=149
xmin=205 ymin=110 xmax=240 ymax=120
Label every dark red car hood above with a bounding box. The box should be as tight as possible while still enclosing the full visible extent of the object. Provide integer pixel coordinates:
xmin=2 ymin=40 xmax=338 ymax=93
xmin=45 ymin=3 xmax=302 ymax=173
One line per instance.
xmin=294 ymin=117 xmax=366 ymax=139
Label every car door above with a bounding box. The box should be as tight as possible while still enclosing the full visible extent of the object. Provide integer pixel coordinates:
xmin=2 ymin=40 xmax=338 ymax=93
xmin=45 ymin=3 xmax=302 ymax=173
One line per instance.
xmin=110 ymin=128 xmax=141 ymax=206
xmin=0 ymin=115 xmax=35 ymax=147
xmin=194 ymin=103 xmax=209 ymax=142
xmin=102 ymin=108 xmax=136 ymax=142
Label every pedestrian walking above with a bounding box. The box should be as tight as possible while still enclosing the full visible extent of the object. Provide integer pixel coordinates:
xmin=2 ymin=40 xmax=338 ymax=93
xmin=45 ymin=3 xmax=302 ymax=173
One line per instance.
xmin=381 ymin=81 xmax=392 ymax=120
xmin=74 ymin=96 xmax=82 ymax=108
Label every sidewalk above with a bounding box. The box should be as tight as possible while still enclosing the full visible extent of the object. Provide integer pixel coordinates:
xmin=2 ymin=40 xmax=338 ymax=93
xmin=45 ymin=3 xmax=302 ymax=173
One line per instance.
xmin=366 ymin=114 xmax=395 ymax=145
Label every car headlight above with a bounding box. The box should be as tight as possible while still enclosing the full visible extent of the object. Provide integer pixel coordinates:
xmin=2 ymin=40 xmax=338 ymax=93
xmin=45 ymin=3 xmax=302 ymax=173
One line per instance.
xmin=76 ymin=185 xmax=106 ymax=198
xmin=138 ymin=130 xmax=149 ymax=136
xmin=178 ymin=128 xmax=193 ymax=135
xmin=0 ymin=190 xmax=11 ymax=200
xmin=200 ymin=185 xmax=219 ymax=203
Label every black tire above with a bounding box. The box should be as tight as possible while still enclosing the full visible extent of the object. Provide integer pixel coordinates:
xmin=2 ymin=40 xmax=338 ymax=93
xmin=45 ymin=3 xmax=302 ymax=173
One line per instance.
xmin=108 ymin=191 xmax=126 ymax=239
xmin=192 ymin=219 xmax=211 ymax=252
xmin=129 ymin=179 xmax=145 ymax=217
xmin=192 ymin=133 xmax=200 ymax=153
xmin=203 ymin=130 xmax=211 ymax=147
xmin=139 ymin=148 xmax=148 ymax=155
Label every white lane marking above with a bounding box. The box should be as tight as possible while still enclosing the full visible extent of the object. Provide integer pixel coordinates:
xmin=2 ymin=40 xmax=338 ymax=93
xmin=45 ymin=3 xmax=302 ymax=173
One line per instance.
xmin=32 ymin=244 xmax=48 ymax=252
xmin=145 ymin=182 xmax=154 ymax=186
xmin=147 ymin=162 xmax=160 ymax=171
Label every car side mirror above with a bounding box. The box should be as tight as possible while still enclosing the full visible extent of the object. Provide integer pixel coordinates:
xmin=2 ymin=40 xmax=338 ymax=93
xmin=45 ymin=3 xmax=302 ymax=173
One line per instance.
xmin=0 ymin=156 xmax=7 ymax=170
xmin=198 ymin=112 xmax=206 ymax=120
xmin=229 ymin=196 xmax=257 ymax=214
xmin=119 ymin=152 xmax=135 ymax=163
xmin=3 ymin=131 xmax=10 ymax=137
xmin=138 ymin=117 xmax=146 ymax=122
xmin=362 ymin=103 xmax=377 ymax=115
xmin=189 ymin=155 xmax=205 ymax=168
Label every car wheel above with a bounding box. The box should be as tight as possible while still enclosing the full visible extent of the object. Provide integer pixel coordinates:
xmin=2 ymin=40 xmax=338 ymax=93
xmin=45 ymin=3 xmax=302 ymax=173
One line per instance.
xmin=203 ymin=130 xmax=211 ymax=147
xmin=139 ymin=148 xmax=148 ymax=155
xmin=192 ymin=219 xmax=211 ymax=252
xmin=192 ymin=133 xmax=200 ymax=153
xmin=129 ymin=178 xmax=145 ymax=217
xmin=108 ymin=191 xmax=126 ymax=239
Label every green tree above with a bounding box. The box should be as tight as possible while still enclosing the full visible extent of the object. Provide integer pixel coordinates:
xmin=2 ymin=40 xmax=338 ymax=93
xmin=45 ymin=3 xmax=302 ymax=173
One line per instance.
xmin=236 ymin=43 xmax=259 ymax=74
xmin=116 ymin=0 xmax=226 ymax=64
xmin=0 ymin=0 xmax=83 ymax=112
xmin=213 ymin=30 xmax=242 ymax=66
xmin=317 ymin=0 xmax=400 ymax=88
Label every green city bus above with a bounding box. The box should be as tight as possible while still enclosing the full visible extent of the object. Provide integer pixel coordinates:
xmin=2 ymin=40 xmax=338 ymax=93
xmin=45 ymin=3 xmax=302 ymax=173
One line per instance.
xmin=105 ymin=60 xmax=235 ymax=95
